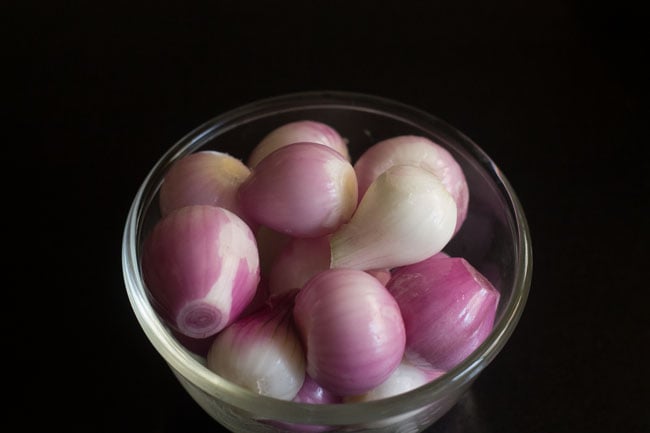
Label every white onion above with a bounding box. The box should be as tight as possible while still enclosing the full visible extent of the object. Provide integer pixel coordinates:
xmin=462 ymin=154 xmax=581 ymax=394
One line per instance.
xmin=330 ymin=164 xmax=457 ymax=270
xmin=353 ymin=135 xmax=469 ymax=233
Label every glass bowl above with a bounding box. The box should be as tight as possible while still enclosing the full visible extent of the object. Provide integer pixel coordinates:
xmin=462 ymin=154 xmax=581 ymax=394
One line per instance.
xmin=122 ymin=90 xmax=532 ymax=432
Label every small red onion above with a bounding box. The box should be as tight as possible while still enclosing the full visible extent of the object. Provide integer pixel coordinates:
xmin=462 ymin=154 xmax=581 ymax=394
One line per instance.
xmin=239 ymin=142 xmax=358 ymax=238
xmin=248 ymin=120 xmax=350 ymax=167
xmin=294 ymin=269 xmax=406 ymax=396
xmin=387 ymin=256 xmax=500 ymax=370
xmin=158 ymin=151 xmax=251 ymax=221
xmin=354 ymin=135 xmax=469 ymax=234
xmin=142 ymin=205 xmax=260 ymax=339
xmin=207 ymin=291 xmax=306 ymax=401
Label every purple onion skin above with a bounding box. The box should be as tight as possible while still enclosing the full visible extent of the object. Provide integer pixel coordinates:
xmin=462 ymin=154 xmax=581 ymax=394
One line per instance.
xmin=238 ymin=142 xmax=358 ymax=238
xmin=142 ymin=205 xmax=260 ymax=339
xmin=294 ymin=269 xmax=406 ymax=396
xmin=387 ymin=256 xmax=500 ymax=370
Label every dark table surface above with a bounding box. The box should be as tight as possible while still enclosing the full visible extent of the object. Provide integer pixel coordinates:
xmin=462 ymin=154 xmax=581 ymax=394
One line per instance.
xmin=14 ymin=1 xmax=647 ymax=432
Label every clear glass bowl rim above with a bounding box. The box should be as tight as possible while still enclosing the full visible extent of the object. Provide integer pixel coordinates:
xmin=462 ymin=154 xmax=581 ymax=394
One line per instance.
xmin=122 ymin=90 xmax=532 ymax=424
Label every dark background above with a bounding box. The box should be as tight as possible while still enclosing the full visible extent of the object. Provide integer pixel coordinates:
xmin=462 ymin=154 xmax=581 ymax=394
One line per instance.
xmin=13 ymin=1 xmax=647 ymax=432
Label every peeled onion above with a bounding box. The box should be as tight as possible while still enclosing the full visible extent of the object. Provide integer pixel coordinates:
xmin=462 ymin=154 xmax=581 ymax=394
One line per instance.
xmin=141 ymin=205 xmax=260 ymax=339
xmin=159 ymin=151 xmax=251 ymax=220
xmin=330 ymin=164 xmax=456 ymax=270
xmin=387 ymin=255 xmax=500 ymax=370
xmin=239 ymin=142 xmax=358 ymax=238
xmin=247 ymin=120 xmax=350 ymax=167
xmin=207 ymin=291 xmax=305 ymax=400
xmin=353 ymin=135 xmax=469 ymax=233
xmin=294 ymin=269 xmax=406 ymax=396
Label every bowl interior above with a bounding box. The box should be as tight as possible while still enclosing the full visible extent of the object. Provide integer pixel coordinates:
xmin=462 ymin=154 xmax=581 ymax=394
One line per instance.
xmin=123 ymin=91 xmax=532 ymax=428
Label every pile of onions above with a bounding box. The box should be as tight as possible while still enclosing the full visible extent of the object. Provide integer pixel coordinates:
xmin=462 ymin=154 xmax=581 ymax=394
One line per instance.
xmin=141 ymin=120 xmax=499 ymax=412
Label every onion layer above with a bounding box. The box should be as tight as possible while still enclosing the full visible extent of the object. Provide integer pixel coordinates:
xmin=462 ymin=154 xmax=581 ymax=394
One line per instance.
xmin=387 ymin=256 xmax=500 ymax=370
xmin=142 ymin=205 xmax=260 ymax=339
xmin=330 ymin=164 xmax=456 ymax=270
xmin=239 ymin=142 xmax=358 ymax=238
xmin=294 ymin=269 xmax=406 ymax=396
xmin=247 ymin=120 xmax=350 ymax=167
xmin=207 ymin=292 xmax=306 ymax=401
xmin=159 ymin=151 xmax=251 ymax=220
xmin=353 ymin=135 xmax=469 ymax=233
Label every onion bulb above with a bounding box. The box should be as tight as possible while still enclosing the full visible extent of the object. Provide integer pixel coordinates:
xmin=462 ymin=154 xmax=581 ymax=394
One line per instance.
xmin=239 ymin=142 xmax=358 ymax=238
xmin=207 ymin=291 xmax=306 ymax=400
xmin=294 ymin=269 xmax=406 ymax=396
xmin=248 ymin=120 xmax=350 ymax=167
xmin=142 ymin=205 xmax=260 ymax=339
xmin=387 ymin=255 xmax=500 ymax=370
xmin=158 ymin=151 xmax=251 ymax=220
xmin=353 ymin=135 xmax=469 ymax=233
xmin=330 ymin=164 xmax=456 ymax=270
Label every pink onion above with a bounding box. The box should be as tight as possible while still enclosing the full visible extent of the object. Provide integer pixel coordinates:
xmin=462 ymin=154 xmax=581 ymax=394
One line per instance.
xmin=142 ymin=205 xmax=260 ymax=339
xmin=387 ymin=256 xmax=500 ymax=370
xmin=268 ymin=236 xmax=331 ymax=296
xmin=354 ymin=135 xmax=469 ymax=234
xmin=292 ymin=375 xmax=342 ymax=405
xmin=238 ymin=142 xmax=358 ymax=238
xmin=206 ymin=291 xmax=306 ymax=400
xmin=158 ymin=151 xmax=251 ymax=220
xmin=294 ymin=269 xmax=406 ymax=396
xmin=247 ymin=120 xmax=350 ymax=167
